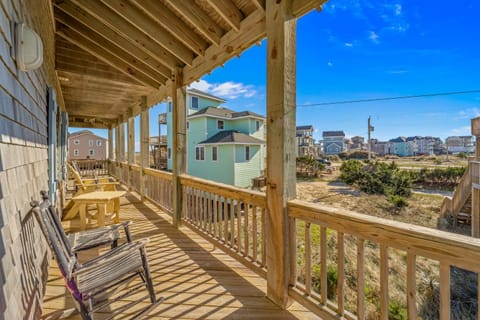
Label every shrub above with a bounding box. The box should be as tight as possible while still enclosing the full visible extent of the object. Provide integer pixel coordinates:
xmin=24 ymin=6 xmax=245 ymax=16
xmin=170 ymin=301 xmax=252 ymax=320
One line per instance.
xmin=339 ymin=160 xmax=364 ymax=184
xmin=457 ymin=152 xmax=468 ymax=159
xmin=326 ymin=155 xmax=341 ymax=162
xmin=388 ymin=195 xmax=409 ymax=209
xmin=388 ymin=300 xmax=407 ymax=320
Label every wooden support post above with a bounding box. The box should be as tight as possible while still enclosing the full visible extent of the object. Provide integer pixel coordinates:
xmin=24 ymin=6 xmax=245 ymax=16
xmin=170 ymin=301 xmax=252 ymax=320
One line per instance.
xmin=114 ymin=124 xmax=120 ymax=162
xmin=472 ymin=186 xmax=480 ymax=237
xmin=265 ymin=0 xmax=296 ymax=308
xmin=108 ymin=127 xmax=114 ymax=161
xmin=119 ymin=121 xmax=126 ymax=162
xmin=140 ymin=97 xmax=149 ymax=200
xmin=127 ymin=112 xmax=135 ymax=190
xmin=172 ymin=68 xmax=187 ymax=227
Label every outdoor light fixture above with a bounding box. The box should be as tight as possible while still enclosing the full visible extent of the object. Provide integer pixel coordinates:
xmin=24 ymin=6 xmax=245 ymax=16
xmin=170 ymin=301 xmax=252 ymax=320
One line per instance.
xmin=15 ymin=22 xmax=44 ymax=71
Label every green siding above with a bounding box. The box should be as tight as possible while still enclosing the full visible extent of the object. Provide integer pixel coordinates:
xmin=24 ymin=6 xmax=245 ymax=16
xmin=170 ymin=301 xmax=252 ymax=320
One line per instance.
xmin=189 ymin=144 xmax=234 ymax=184
xmin=234 ymin=145 xmax=263 ymax=188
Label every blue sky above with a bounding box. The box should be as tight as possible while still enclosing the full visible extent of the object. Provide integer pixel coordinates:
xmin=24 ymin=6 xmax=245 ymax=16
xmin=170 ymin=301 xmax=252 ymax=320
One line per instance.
xmin=71 ymin=0 xmax=480 ymax=144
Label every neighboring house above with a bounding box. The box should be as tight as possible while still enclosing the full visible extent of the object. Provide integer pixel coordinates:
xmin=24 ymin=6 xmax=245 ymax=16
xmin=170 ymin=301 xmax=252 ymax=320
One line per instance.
xmin=68 ymin=130 xmax=108 ymax=160
xmin=166 ymin=89 xmax=266 ymax=188
xmin=371 ymin=139 xmax=388 ymax=156
xmin=350 ymin=136 xmax=366 ymax=151
xmin=388 ymin=137 xmax=408 ymax=156
xmin=415 ymin=136 xmax=443 ymax=155
xmin=446 ymin=136 xmax=475 ymax=154
xmin=323 ymin=131 xmax=346 ymax=155
xmin=296 ymin=125 xmax=316 ymax=157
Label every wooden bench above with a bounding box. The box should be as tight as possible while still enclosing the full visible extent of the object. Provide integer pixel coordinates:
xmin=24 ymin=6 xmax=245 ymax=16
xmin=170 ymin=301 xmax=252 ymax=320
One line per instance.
xmin=72 ymin=191 xmax=126 ymax=230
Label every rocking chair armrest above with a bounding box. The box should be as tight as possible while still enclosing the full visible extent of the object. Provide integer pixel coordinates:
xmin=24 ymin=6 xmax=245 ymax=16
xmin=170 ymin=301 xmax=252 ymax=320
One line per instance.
xmin=109 ymin=220 xmax=133 ymax=242
xmin=76 ymin=239 xmax=149 ymax=276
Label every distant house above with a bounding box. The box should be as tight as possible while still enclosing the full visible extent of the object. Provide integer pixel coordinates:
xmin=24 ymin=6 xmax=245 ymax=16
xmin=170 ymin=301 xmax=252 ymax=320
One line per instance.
xmin=350 ymin=136 xmax=366 ymax=151
xmin=296 ymin=125 xmax=316 ymax=157
xmin=446 ymin=136 xmax=475 ymax=154
xmin=323 ymin=131 xmax=346 ymax=155
xmin=68 ymin=130 xmax=107 ymax=160
xmin=166 ymin=89 xmax=265 ymax=188
xmin=371 ymin=139 xmax=388 ymax=156
xmin=388 ymin=137 xmax=407 ymax=156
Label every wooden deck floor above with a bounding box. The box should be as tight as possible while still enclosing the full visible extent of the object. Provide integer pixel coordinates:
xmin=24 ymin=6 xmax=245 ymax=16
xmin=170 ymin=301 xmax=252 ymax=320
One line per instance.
xmin=41 ymin=192 xmax=320 ymax=319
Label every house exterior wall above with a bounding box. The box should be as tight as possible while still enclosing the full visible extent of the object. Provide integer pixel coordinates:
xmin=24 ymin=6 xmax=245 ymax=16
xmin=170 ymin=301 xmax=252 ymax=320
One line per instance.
xmin=0 ymin=1 xmax=58 ymax=319
xmin=323 ymin=136 xmax=345 ymax=155
xmin=234 ymin=144 xmax=263 ymax=188
xmin=68 ymin=132 xmax=107 ymax=160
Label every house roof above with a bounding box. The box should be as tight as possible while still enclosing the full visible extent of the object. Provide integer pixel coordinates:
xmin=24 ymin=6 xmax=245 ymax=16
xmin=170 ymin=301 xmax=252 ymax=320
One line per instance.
xmin=296 ymin=125 xmax=313 ymax=131
xmin=199 ymin=130 xmax=265 ymax=145
xmin=187 ymin=88 xmax=226 ymax=103
xmin=69 ymin=130 xmax=106 ymax=140
xmin=188 ymin=107 xmax=265 ymax=120
xmin=389 ymin=137 xmax=406 ymax=142
xmin=322 ymin=131 xmax=345 ymax=137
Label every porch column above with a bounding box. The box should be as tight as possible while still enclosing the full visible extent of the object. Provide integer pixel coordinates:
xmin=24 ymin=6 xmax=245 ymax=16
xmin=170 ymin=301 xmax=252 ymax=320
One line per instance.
xmin=172 ymin=67 xmax=187 ymax=227
xmin=119 ymin=120 xmax=126 ymax=162
xmin=127 ymin=110 xmax=135 ymax=190
xmin=265 ymin=0 xmax=296 ymax=308
xmin=108 ymin=126 xmax=114 ymax=161
xmin=114 ymin=124 xmax=120 ymax=161
xmin=140 ymin=96 xmax=150 ymax=200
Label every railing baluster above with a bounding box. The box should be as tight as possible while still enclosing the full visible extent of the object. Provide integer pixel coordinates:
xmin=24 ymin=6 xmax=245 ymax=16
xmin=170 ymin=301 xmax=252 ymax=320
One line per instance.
xmin=439 ymin=262 xmax=450 ymax=320
xmin=289 ymin=217 xmax=296 ymax=286
xmin=244 ymin=203 xmax=250 ymax=257
xmin=407 ymin=252 xmax=417 ymax=319
xmin=305 ymin=222 xmax=311 ymax=296
xmin=207 ymin=191 xmax=212 ymax=235
xmin=252 ymin=206 xmax=258 ymax=262
xmin=230 ymin=199 xmax=235 ymax=247
xmin=320 ymin=226 xmax=327 ymax=305
xmin=380 ymin=244 xmax=389 ymax=320
xmin=261 ymin=208 xmax=266 ymax=267
xmin=337 ymin=232 xmax=344 ymax=316
xmin=357 ymin=238 xmax=365 ymax=320
xmin=237 ymin=201 xmax=242 ymax=253
xmin=223 ymin=198 xmax=228 ymax=243
xmin=202 ymin=191 xmax=207 ymax=230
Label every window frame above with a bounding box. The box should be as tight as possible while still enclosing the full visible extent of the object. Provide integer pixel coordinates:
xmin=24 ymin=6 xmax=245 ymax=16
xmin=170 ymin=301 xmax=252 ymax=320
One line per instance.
xmin=96 ymin=140 xmax=102 ymax=146
xmin=245 ymin=145 xmax=250 ymax=161
xmin=167 ymin=147 xmax=171 ymax=159
xmin=74 ymin=139 xmax=80 ymax=145
xmin=255 ymin=120 xmax=260 ymax=131
xmin=212 ymin=146 xmax=218 ymax=161
xmin=191 ymin=96 xmax=199 ymax=110
xmin=195 ymin=146 xmax=205 ymax=161
xmin=217 ymin=120 xmax=224 ymax=130
xmin=73 ymin=149 xmax=79 ymax=156
xmin=88 ymin=149 xmax=95 ymax=156
xmin=88 ymin=139 xmax=93 ymax=146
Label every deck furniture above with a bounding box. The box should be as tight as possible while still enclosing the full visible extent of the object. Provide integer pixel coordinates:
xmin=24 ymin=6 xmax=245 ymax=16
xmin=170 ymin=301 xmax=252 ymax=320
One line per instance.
xmin=72 ymin=191 xmax=126 ymax=230
xmin=68 ymin=163 xmax=118 ymax=195
xmin=35 ymin=203 xmax=159 ymax=320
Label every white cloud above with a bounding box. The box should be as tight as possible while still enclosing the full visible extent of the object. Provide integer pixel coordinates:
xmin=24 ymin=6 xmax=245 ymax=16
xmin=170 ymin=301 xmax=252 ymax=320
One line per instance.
xmin=189 ymin=80 xmax=257 ymax=100
xmin=345 ymin=42 xmax=353 ymax=47
xmin=369 ymin=31 xmax=379 ymax=43
xmin=450 ymin=126 xmax=471 ymax=135
xmin=394 ymin=4 xmax=402 ymax=16
xmin=327 ymin=62 xmax=334 ymax=67
xmin=457 ymin=107 xmax=480 ymax=119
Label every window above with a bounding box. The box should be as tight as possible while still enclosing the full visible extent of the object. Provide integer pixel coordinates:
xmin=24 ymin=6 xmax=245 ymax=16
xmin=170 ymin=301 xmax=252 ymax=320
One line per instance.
xmin=195 ymin=146 xmax=205 ymax=160
xmin=73 ymin=149 xmax=79 ymax=156
xmin=245 ymin=146 xmax=250 ymax=160
xmin=167 ymin=147 xmax=171 ymax=159
xmin=217 ymin=120 xmax=224 ymax=130
xmin=96 ymin=140 xmax=102 ymax=146
xmin=256 ymin=120 xmax=260 ymax=131
xmin=191 ymin=96 xmax=198 ymax=109
xmin=186 ymin=121 xmax=190 ymax=130
xmin=168 ymin=101 xmax=172 ymax=112
xmin=74 ymin=139 xmax=79 ymax=145
xmin=89 ymin=149 xmax=94 ymax=156
xmin=89 ymin=139 xmax=93 ymax=146
xmin=212 ymin=146 xmax=218 ymax=161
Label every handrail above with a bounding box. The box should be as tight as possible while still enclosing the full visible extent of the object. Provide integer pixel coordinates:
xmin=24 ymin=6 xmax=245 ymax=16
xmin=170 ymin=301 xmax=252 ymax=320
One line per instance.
xmin=288 ymin=199 xmax=480 ymax=319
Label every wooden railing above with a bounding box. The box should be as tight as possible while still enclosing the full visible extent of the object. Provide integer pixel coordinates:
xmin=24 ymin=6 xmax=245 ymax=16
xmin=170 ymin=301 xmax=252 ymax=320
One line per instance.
xmin=180 ymin=175 xmax=267 ymax=276
xmin=143 ymin=168 xmax=173 ymax=213
xmin=288 ymin=199 xmax=480 ymax=320
xmin=73 ymin=159 xmax=109 ymax=177
xmin=129 ymin=164 xmax=142 ymax=193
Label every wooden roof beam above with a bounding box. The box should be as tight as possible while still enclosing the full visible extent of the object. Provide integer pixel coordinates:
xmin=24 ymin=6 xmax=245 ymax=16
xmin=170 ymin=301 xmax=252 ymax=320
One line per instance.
xmin=55 ymin=14 xmax=168 ymax=85
xmin=55 ymin=3 xmax=172 ymax=79
xmin=165 ymin=0 xmax=223 ymax=46
xmin=131 ymin=0 xmax=208 ymax=55
xmin=69 ymin=0 xmax=182 ymax=69
xmin=98 ymin=0 xmax=194 ymax=65
xmin=56 ymin=23 xmax=162 ymax=88
xmin=292 ymin=0 xmax=328 ymax=17
xmin=205 ymin=0 xmax=243 ymax=32
xmin=251 ymin=0 xmax=265 ymax=11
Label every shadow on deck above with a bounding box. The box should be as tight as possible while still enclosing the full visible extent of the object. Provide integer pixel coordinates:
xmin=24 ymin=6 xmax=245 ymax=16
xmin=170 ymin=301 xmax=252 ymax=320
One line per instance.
xmin=41 ymin=192 xmax=320 ymax=319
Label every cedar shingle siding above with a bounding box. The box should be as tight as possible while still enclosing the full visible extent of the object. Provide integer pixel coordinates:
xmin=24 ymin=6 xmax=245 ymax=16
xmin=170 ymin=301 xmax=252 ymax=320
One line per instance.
xmin=0 ymin=2 xmax=57 ymax=319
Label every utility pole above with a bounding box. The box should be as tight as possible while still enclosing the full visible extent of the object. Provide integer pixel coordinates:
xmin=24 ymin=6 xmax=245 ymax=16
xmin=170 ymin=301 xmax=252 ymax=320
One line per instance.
xmin=368 ymin=116 xmax=374 ymax=160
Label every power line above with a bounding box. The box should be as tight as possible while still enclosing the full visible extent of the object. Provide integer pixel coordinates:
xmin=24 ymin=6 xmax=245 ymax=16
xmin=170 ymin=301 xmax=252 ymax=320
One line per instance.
xmin=296 ymin=89 xmax=480 ymax=107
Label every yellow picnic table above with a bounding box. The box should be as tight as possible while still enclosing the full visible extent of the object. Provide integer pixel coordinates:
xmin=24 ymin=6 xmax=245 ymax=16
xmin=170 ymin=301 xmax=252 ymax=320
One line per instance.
xmin=71 ymin=191 xmax=126 ymax=230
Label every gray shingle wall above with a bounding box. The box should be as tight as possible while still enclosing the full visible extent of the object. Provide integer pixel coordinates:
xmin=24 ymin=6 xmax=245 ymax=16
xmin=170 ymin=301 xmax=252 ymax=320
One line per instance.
xmin=0 ymin=1 xmax=54 ymax=319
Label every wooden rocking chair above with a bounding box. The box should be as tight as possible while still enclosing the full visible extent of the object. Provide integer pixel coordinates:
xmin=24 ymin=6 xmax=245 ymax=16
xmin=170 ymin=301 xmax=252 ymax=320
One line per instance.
xmin=68 ymin=163 xmax=118 ymax=195
xmin=35 ymin=203 xmax=160 ymax=319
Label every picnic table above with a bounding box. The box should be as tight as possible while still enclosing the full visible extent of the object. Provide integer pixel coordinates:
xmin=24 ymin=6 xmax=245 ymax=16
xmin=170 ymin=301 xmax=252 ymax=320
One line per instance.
xmin=72 ymin=191 xmax=126 ymax=230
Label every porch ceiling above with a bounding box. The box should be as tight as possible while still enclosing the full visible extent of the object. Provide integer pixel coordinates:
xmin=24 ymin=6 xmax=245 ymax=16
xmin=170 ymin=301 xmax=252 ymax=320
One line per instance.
xmin=53 ymin=0 xmax=326 ymax=128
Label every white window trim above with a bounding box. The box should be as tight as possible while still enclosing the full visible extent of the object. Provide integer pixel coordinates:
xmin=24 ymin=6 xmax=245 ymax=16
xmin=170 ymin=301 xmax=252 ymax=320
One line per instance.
xmin=255 ymin=120 xmax=260 ymax=131
xmin=74 ymin=139 xmax=80 ymax=145
xmin=191 ymin=96 xmax=199 ymax=110
xmin=167 ymin=147 xmax=171 ymax=159
xmin=245 ymin=145 xmax=250 ymax=161
xmin=217 ymin=120 xmax=224 ymax=130
xmin=96 ymin=140 xmax=102 ymax=146
xmin=73 ymin=149 xmax=79 ymax=156
xmin=88 ymin=149 xmax=95 ymax=156
xmin=195 ymin=146 xmax=205 ymax=161
xmin=212 ymin=146 xmax=218 ymax=161
xmin=88 ymin=139 xmax=93 ymax=146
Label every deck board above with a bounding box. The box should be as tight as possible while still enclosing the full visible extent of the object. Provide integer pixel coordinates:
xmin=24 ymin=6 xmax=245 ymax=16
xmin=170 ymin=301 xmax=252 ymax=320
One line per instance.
xmin=42 ymin=193 xmax=321 ymax=319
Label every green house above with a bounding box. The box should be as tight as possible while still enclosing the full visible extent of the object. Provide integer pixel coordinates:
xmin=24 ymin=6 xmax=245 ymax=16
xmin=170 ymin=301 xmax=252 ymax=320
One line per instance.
xmin=166 ymin=89 xmax=265 ymax=188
